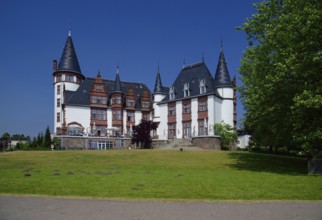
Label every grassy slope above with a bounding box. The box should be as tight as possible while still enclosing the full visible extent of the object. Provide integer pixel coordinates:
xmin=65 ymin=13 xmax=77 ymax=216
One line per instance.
xmin=0 ymin=150 xmax=321 ymax=200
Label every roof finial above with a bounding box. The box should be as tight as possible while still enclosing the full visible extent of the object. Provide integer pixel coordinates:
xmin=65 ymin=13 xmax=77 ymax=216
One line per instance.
xmin=220 ymin=38 xmax=223 ymax=51
xmin=116 ymin=63 xmax=119 ymax=74
xmin=97 ymin=69 xmax=101 ymax=77
xmin=157 ymin=61 xmax=160 ymax=73
xmin=202 ymin=52 xmax=205 ymax=62
xmin=182 ymin=58 xmax=186 ymax=68
xmin=68 ymin=18 xmax=71 ymax=36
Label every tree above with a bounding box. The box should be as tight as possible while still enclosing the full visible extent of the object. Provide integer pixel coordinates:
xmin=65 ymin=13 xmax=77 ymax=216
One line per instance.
xmin=1 ymin=132 xmax=10 ymax=139
xmin=239 ymin=0 xmax=322 ymax=158
xmin=44 ymin=126 xmax=51 ymax=148
xmin=214 ymin=122 xmax=238 ymax=150
xmin=131 ymin=120 xmax=158 ymax=149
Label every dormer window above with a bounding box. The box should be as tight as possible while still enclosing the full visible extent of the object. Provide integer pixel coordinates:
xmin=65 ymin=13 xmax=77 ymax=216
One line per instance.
xmin=169 ymin=86 xmax=176 ymax=100
xmin=184 ymin=83 xmax=190 ymax=97
xmin=200 ymin=79 xmax=206 ymax=94
xmin=95 ymin=84 xmax=103 ymax=91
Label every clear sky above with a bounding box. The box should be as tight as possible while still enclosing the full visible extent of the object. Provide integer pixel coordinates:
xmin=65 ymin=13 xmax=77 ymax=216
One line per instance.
xmin=0 ymin=0 xmax=259 ymax=138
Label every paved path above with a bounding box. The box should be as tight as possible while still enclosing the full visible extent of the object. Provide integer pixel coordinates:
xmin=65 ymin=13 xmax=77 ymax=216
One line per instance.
xmin=1 ymin=195 xmax=322 ymax=220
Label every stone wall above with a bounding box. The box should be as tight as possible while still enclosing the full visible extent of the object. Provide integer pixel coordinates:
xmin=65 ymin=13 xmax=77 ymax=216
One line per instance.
xmin=191 ymin=136 xmax=221 ymax=150
xmin=152 ymin=139 xmax=169 ymax=149
xmin=59 ymin=136 xmax=132 ymax=150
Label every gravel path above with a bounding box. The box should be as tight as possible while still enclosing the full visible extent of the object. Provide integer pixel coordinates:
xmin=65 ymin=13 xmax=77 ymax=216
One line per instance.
xmin=1 ymin=195 xmax=321 ymax=220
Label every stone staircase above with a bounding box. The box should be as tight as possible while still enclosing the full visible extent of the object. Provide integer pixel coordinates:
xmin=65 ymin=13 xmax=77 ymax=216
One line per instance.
xmin=158 ymin=138 xmax=202 ymax=150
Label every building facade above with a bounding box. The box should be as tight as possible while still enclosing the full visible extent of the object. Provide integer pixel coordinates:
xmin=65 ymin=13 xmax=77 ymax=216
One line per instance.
xmin=53 ymin=32 xmax=236 ymax=148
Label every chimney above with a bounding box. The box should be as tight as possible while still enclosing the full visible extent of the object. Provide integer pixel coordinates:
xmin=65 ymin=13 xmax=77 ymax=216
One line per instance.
xmin=53 ymin=60 xmax=57 ymax=72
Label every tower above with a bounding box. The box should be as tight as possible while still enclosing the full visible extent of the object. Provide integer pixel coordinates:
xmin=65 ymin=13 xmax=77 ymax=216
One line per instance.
xmin=111 ymin=66 xmax=123 ymax=135
xmin=152 ymin=66 xmax=166 ymax=139
xmin=214 ymin=47 xmax=234 ymax=128
xmin=53 ymin=30 xmax=84 ymax=135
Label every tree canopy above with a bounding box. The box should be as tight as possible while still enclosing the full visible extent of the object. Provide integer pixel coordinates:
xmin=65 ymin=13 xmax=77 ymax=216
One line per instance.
xmin=239 ymin=0 xmax=322 ymax=157
xmin=214 ymin=122 xmax=237 ymax=150
xmin=131 ymin=120 xmax=158 ymax=149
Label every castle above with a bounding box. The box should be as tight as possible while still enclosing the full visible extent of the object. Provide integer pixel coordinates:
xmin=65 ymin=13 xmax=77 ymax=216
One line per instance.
xmin=53 ymin=31 xmax=236 ymax=149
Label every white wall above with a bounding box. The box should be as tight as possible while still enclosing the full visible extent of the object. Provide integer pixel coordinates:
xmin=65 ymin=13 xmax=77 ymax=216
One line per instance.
xmin=222 ymin=99 xmax=234 ymax=127
xmin=135 ymin=111 xmax=142 ymax=125
xmin=217 ymin=87 xmax=233 ymax=99
xmin=191 ymin=98 xmax=198 ymax=137
xmin=207 ymin=96 xmax=215 ymax=135
xmin=176 ymin=101 xmax=182 ymax=138
xmin=157 ymin=104 xmax=168 ymax=140
xmin=238 ymin=135 xmax=251 ymax=148
xmin=65 ymin=106 xmax=91 ymax=132
xmin=107 ymin=109 xmax=112 ymax=128
xmin=214 ymin=97 xmax=223 ymax=124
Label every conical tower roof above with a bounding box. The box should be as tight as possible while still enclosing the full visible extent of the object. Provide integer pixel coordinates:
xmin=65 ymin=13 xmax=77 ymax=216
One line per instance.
xmin=57 ymin=31 xmax=82 ymax=75
xmin=113 ymin=66 xmax=122 ymax=93
xmin=214 ymin=49 xmax=232 ymax=87
xmin=153 ymin=66 xmax=163 ymax=94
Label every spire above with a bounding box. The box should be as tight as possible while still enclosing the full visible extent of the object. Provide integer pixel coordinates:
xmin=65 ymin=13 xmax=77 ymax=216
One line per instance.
xmin=153 ymin=65 xmax=163 ymax=94
xmin=113 ymin=66 xmax=122 ymax=93
xmin=214 ymin=48 xmax=232 ymax=88
xmin=57 ymin=31 xmax=82 ymax=75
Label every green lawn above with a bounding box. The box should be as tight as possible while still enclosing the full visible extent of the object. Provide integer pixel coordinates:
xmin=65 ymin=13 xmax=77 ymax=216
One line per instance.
xmin=0 ymin=150 xmax=321 ymax=200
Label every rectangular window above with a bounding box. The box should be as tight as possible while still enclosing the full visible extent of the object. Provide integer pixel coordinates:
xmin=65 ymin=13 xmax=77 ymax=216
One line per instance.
xmin=200 ymin=86 xmax=206 ymax=94
xmin=57 ymin=98 xmax=60 ymax=108
xmin=57 ymin=112 xmax=60 ymax=123
xmin=127 ymin=99 xmax=135 ymax=107
xmin=113 ymin=97 xmax=121 ymax=104
xmin=199 ymin=101 xmax=207 ymax=112
xmin=95 ymin=85 xmax=103 ymax=91
xmin=199 ymin=119 xmax=208 ymax=136
xmin=65 ymin=75 xmax=74 ymax=82
xmin=183 ymin=121 xmax=191 ymax=137
xmin=168 ymin=123 xmax=176 ymax=139
xmin=113 ymin=110 xmax=121 ymax=120
xmin=56 ymin=76 xmax=62 ymax=82
xmin=142 ymin=101 xmax=149 ymax=109
xmin=92 ymin=96 xmax=107 ymax=104
xmin=127 ymin=112 xmax=135 ymax=122
xmin=168 ymin=107 xmax=176 ymax=116
xmin=57 ymin=85 xmax=61 ymax=95
xmin=142 ymin=113 xmax=150 ymax=121
xmin=183 ymin=103 xmax=191 ymax=114
xmin=91 ymin=109 xmax=107 ymax=120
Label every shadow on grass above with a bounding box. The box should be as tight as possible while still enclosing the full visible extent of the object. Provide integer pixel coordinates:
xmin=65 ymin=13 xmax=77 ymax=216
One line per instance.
xmin=227 ymin=152 xmax=308 ymax=175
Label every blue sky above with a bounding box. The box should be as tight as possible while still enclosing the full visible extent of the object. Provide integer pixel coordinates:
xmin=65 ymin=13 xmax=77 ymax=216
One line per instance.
xmin=0 ymin=0 xmax=259 ymax=137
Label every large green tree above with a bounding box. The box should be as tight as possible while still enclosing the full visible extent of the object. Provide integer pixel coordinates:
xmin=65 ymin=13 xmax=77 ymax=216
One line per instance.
xmin=214 ymin=122 xmax=238 ymax=150
xmin=239 ymin=0 xmax=322 ymax=157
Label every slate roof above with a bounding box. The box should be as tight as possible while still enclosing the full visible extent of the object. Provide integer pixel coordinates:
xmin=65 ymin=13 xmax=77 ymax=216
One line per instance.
xmin=159 ymin=62 xmax=222 ymax=103
xmin=57 ymin=34 xmax=82 ymax=75
xmin=214 ymin=49 xmax=232 ymax=88
xmin=153 ymin=71 xmax=163 ymax=94
xmin=64 ymin=78 xmax=151 ymax=110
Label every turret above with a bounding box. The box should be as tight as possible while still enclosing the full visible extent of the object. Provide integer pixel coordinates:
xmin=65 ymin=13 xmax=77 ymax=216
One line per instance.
xmin=111 ymin=66 xmax=123 ymax=135
xmin=53 ymin=30 xmax=84 ymax=135
xmin=214 ymin=46 xmax=234 ymax=127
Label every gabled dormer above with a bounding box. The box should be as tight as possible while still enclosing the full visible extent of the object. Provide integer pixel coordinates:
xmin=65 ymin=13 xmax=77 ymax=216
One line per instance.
xmin=141 ymin=88 xmax=150 ymax=111
xmin=183 ymin=83 xmax=190 ymax=97
xmin=199 ymin=79 xmax=207 ymax=94
xmin=90 ymin=71 xmax=108 ymax=107
xmin=169 ymin=86 xmax=176 ymax=100
xmin=126 ymin=86 xmax=136 ymax=110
